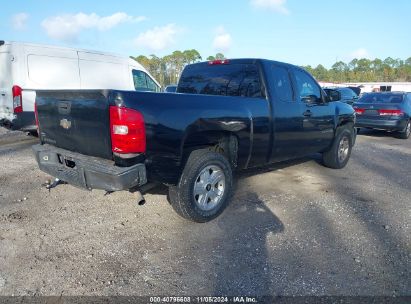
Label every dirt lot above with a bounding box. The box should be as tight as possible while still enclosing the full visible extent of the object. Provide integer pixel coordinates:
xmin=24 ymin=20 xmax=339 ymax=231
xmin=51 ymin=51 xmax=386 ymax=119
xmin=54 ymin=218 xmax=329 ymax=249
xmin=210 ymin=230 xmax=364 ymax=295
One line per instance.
xmin=0 ymin=126 xmax=409 ymax=296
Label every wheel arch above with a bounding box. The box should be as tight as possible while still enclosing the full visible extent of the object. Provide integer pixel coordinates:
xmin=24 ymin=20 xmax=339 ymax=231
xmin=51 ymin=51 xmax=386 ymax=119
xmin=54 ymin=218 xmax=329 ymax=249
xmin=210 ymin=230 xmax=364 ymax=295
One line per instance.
xmin=180 ymin=130 xmax=239 ymax=171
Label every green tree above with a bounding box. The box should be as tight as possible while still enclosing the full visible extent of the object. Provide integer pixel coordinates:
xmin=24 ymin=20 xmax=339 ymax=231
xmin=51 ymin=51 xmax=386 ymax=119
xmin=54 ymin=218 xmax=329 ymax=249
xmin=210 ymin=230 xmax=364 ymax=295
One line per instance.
xmin=207 ymin=53 xmax=226 ymax=61
xmin=331 ymin=61 xmax=348 ymax=82
xmin=183 ymin=49 xmax=202 ymax=64
xmin=302 ymin=65 xmax=315 ymax=75
xmin=355 ymin=59 xmax=371 ymax=73
xmin=371 ymin=58 xmax=383 ymax=73
xmin=313 ymin=64 xmax=328 ymax=81
xmin=401 ymin=57 xmax=411 ymax=81
xmin=348 ymin=58 xmax=358 ymax=71
xmin=215 ymin=53 xmax=225 ymax=60
xmin=331 ymin=61 xmax=348 ymax=73
xmin=133 ymin=55 xmax=150 ymax=70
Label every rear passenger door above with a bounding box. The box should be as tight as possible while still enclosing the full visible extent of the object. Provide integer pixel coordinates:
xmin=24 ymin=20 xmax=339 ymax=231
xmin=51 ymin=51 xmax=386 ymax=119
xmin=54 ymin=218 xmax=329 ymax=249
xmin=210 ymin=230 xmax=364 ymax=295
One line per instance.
xmin=291 ymin=68 xmax=335 ymax=153
xmin=269 ymin=64 xmax=307 ymax=162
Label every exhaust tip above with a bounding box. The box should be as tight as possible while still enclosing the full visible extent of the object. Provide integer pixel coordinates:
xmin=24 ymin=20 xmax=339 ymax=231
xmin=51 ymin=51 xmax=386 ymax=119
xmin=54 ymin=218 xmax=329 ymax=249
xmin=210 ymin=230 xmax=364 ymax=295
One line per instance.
xmin=135 ymin=191 xmax=146 ymax=206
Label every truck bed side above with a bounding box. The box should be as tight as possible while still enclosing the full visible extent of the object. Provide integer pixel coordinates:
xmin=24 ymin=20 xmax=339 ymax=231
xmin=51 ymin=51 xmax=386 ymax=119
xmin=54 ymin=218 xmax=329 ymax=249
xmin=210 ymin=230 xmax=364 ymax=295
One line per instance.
xmin=107 ymin=90 xmax=271 ymax=184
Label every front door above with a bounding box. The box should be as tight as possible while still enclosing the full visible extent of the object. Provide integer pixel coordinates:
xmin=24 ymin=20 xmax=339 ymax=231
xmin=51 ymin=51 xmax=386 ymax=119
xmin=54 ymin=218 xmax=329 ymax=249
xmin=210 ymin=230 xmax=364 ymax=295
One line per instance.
xmin=292 ymin=68 xmax=335 ymax=153
xmin=269 ymin=64 xmax=307 ymax=162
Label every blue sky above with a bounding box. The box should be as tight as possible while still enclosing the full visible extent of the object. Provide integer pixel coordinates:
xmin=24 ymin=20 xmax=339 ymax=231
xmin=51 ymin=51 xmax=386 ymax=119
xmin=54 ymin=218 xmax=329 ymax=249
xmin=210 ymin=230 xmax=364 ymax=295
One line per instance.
xmin=1 ymin=0 xmax=410 ymax=67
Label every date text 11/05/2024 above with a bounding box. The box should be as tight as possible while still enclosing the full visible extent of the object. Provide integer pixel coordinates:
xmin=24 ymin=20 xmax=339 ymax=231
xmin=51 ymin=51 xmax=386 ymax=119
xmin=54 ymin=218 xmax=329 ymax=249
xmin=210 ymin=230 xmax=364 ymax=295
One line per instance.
xmin=149 ymin=296 xmax=257 ymax=303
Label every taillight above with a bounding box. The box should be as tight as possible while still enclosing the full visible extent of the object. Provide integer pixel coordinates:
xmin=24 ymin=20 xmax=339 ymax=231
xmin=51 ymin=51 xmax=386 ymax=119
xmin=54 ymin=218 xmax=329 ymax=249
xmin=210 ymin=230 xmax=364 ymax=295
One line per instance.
xmin=208 ymin=59 xmax=230 ymax=65
xmin=354 ymin=108 xmax=365 ymax=115
xmin=378 ymin=109 xmax=403 ymax=116
xmin=12 ymin=85 xmax=23 ymax=113
xmin=109 ymin=106 xmax=146 ymax=154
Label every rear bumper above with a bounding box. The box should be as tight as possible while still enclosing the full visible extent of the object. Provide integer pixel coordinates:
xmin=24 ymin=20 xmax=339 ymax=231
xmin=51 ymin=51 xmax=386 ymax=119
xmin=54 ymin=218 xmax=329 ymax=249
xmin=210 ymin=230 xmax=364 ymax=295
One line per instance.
xmin=355 ymin=118 xmax=407 ymax=131
xmin=32 ymin=144 xmax=147 ymax=191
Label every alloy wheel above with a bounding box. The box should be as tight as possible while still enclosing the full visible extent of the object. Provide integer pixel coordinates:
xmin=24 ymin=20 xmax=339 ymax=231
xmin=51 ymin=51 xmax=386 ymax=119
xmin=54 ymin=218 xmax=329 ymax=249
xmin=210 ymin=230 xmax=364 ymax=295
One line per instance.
xmin=193 ymin=165 xmax=226 ymax=211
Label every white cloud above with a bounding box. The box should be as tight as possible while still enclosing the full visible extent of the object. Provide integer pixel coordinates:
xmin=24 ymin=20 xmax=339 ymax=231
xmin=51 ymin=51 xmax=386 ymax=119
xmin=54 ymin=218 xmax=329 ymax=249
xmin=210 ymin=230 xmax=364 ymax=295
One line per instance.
xmin=41 ymin=12 xmax=146 ymax=42
xmin=134 ymin=24 xmax=181 ymax=51
xmin=12 ymin=13 xmax=29 ymax=30
xmin=212 ymin=26 xmax=233 ymax=52
xmin=349 ymin=48 xmax=371 ymax=60
xmin=250 ymin=0 xmax=290 ymax=14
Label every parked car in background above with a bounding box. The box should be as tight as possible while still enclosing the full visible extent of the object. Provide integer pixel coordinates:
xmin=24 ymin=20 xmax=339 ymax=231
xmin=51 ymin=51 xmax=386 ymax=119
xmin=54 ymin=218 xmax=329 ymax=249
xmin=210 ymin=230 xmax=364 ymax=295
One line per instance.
xmin=324 ymin=87 xmax=358 ymax=105
xmin=164 ymin=85 xmax=177 ymax=93
xmin=354 ymin=92 xmax=411 ymax=139
xmin=33 ymin=58 xmax=355 ymax=222
xmin=0 ymin=41 xmax=160 ymax=131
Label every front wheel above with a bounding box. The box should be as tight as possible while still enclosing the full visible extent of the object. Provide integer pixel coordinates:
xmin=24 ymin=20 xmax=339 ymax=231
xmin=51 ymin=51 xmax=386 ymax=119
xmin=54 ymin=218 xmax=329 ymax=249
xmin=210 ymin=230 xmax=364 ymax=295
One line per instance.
xmin=322 ymin=127 xmax=354 ymax=169
xmin=168 ymin=149 xmax=233 ymax=222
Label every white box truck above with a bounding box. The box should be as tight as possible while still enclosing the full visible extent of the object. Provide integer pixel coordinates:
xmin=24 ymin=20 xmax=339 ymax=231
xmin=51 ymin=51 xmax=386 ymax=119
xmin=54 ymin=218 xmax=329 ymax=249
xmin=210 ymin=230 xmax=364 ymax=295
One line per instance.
xmin=0 ymin=41 xmax=160 ymax=131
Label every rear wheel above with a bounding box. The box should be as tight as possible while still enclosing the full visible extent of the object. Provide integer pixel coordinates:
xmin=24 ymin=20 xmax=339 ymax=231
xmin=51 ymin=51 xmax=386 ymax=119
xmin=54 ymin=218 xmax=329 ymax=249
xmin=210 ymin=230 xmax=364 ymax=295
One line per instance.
xmin=322 ymin=127 xmax=354 ymax=169
xmin=398 ymin=120 xmax=411 ymax=139
xmin=168 ymin=149 xmax=233 ymax=222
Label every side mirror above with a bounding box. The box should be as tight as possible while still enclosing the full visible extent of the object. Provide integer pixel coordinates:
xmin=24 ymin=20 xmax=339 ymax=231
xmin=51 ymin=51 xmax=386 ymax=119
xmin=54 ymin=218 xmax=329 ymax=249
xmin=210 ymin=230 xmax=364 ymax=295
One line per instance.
xmin=326 ymin=89 xmax=341 ymax=102
xmin=164 ymin=85 xmax=177 ymax=93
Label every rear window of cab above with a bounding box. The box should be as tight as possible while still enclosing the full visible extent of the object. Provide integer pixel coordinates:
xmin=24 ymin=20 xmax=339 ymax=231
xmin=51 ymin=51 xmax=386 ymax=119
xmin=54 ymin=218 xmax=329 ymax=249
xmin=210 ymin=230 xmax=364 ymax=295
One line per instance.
xmin=178 ymin=63 xmax=264 ymax=98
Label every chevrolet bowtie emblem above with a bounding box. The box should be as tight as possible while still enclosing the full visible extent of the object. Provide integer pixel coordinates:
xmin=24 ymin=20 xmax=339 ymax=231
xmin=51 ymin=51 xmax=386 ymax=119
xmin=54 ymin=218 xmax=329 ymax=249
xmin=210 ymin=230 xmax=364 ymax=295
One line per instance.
xmin=60 ymin=118 xmax=72 ymax=129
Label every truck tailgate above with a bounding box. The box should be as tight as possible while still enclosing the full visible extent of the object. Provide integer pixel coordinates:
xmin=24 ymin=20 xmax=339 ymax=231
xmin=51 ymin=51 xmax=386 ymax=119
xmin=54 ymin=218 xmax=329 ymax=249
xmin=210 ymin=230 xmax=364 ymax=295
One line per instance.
xmin=36 ymin=90 xmax=112 ymax=160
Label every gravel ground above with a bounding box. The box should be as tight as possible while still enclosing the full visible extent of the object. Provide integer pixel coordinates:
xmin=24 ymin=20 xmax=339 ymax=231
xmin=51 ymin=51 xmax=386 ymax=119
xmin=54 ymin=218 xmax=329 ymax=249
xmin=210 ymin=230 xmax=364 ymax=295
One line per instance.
xmin=0 ymin=126 xmax=409 ymax=296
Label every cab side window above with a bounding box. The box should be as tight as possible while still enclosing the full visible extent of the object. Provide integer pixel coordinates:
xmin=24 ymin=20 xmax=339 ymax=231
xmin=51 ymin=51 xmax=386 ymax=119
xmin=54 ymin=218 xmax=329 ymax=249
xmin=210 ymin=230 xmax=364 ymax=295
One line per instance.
xmin=293 ymin=69 xmax=321 ymax=103
xmin=132 ymin=69 xmax=160 ymax=92
xmin=271 ymin=65 xmax=294 ymax=102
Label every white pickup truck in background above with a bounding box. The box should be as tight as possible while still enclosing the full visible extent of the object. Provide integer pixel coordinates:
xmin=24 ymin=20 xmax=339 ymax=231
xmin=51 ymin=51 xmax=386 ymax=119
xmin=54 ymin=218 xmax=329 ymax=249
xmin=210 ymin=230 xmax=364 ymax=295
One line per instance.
xmin=0 ymin=41 xmax=160 ymax=131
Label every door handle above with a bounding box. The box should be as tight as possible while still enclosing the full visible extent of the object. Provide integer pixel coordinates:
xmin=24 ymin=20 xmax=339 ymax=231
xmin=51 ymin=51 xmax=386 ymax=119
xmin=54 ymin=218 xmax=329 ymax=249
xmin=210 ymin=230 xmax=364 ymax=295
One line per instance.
xmin=303 ymin=110 xmax=312 ymax=117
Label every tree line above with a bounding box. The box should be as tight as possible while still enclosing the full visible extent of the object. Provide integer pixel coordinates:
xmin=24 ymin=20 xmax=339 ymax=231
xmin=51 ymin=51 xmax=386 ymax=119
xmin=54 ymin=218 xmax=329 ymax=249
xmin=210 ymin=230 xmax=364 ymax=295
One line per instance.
xmin=131 ymin=50 xmax=225 ymax=87
xmin=302 ymin=57 xmax=411 ymax=83
xmin=131 ymin=50 xmax=411 ymax=87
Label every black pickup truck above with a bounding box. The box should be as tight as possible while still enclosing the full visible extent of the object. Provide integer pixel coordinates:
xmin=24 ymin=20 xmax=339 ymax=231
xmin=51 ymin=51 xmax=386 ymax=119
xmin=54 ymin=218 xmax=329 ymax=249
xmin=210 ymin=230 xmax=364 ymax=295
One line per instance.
xmin=33 ymin=59 xmax=356 ymax=222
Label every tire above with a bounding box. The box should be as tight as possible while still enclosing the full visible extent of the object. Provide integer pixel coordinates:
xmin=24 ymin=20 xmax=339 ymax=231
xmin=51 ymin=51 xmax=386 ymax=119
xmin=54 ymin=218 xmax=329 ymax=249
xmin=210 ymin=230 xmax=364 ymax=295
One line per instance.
xmin=398 ymin=120 xmax=411 ymax=139
xmin=322 ymin=126 xmax=354 ymax=169
xmin=168 ymin=149 xmax=233 ymax=222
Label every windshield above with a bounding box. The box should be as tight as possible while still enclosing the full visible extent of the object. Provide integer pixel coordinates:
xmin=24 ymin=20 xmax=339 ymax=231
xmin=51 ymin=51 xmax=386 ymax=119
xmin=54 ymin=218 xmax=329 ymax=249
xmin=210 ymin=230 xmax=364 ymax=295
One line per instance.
xmin=358 ymin=93 xmax=403 ymax=104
